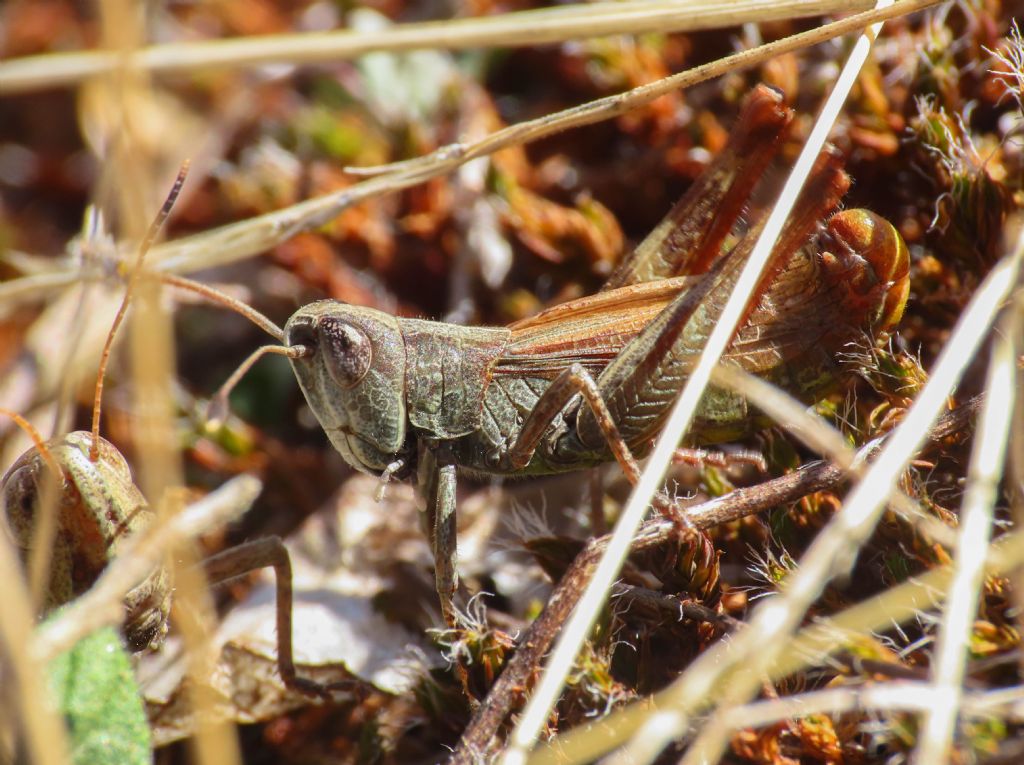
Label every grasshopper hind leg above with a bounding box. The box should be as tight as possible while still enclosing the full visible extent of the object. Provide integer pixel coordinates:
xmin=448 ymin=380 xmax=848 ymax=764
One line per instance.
xmin=503 ymin=364 xmax=641 ymax=483
xmin=604 ymin=84 xmax=794 ymax=288
xmin=575 ymin=148 xmax=852 ymax=452
xmin=201 ymin=537 xmax=354 ymax=699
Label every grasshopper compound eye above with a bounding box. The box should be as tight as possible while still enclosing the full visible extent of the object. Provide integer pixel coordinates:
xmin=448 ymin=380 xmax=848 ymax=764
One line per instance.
xmin=2 ymin=462 xmax=46 ymax=539
xmin=318 ymin=317 xmax=372 ymax=389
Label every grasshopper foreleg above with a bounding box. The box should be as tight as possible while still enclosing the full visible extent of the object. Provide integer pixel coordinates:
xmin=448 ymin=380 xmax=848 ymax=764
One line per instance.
xmin=201 ymin=537 xmax=349 ymax=699
xmin=424 ymin=358 xmax=648 ymax=628
xmin=418 ymin=445 xmax=480 ymax=700
xmin=418 ymin=444 xmax=460 ymax=629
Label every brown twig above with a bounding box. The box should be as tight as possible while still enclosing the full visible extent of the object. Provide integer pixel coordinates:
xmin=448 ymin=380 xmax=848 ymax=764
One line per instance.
xmin=450 ymin=459 xmax=844 ymax=762
xmin=450 ymin=399 xmax=975 ymax=762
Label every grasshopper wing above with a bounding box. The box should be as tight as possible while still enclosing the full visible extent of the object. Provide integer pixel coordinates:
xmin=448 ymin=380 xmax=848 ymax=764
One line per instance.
xmin=499 ymin=276 xmax=696 ymax=378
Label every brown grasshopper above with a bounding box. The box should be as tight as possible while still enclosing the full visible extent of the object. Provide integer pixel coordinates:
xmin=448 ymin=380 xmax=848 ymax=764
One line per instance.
xmin=0 ymin=168 xmax=338 ymax=697
xmin=236 ymin=86 xmax=910 ymax=627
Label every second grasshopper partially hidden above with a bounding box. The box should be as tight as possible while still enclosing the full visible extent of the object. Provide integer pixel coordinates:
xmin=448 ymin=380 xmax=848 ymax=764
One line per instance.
xmin=1 ymin=168 xmax=341 ymax=698
xmin=274 ymin=86 xmax=910 ymax=626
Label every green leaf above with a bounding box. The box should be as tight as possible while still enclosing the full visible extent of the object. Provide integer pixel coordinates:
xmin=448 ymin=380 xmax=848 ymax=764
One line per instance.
xmin=47 ymin=627 xmax=152 ymax=765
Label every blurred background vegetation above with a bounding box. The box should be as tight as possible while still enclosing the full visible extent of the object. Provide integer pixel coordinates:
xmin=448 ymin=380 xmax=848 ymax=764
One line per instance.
xmin=2 ymin=1 xmax=1024 ymax=763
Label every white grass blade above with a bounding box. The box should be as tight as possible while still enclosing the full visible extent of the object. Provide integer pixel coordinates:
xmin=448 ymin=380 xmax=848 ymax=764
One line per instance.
xmin=721 ymin=682 xmax=1024 ymax=730
xmin=529 ymin=525 xmax=1024 ymax=764
xmin=913 ymin=266 xmax=1022 ymax=763
xmin=711 ymin=364 xmax=959 ymax=549
xmin=607 ymin=221 xmax=1024 ymax=765
xmin=503 ymin=3 xmax=897 ymax=763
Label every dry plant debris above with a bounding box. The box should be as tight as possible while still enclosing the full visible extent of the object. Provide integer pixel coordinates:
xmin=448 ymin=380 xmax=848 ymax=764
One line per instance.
xmin=1 ymin=1 xmax=1024 ymax=764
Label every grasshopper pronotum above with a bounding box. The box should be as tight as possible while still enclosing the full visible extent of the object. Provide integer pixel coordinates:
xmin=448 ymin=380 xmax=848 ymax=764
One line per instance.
xmin=265 ymin=85 xmax=910 ymax=627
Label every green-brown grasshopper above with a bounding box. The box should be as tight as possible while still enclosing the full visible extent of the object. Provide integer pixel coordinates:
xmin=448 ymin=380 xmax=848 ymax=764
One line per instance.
xmin=259 ymin=86 xmax=910 ymax=626
xmin=1 ymin=427 xmax=334 ymax=697
xmin=0 ymin=169 xmax=339 ymax=697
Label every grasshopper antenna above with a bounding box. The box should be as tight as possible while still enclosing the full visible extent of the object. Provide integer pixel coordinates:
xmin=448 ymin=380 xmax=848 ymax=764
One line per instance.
xmin=141 ymin=275 xmax=300 ymax=428
xmin=82 ymin=161 xmax=305 ymax=443
xmin=157 ymin=274 xmax=285 ymax=341
xmin=206 ymin=343 xmax=310 ymax=428
xmin=89 ymin=161 xmax=189 ymax=462
xmin=0 ymin=409 xmax=61 ymax=477
xmin=141 ymin=274 xmax=300 ymax=426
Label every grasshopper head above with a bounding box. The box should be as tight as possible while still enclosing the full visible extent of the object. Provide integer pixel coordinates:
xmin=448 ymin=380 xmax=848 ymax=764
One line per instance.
xmin=285 ymin=300 xmax=409 ymax=473
xmin=1 ymin=432 xmax=171 ymax=651
xmin=823 ymin=209 xmax=910 ymax=334
xmin=2 ymin=433 xmax=138 ymax=575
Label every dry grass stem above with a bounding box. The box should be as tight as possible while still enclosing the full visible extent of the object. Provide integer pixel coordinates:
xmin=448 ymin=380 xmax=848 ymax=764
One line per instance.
xmin=710 ymin=364 xmax=854 ymax=465
xmin=722 ymin=683 xmax=1024 ymax=731
xmin=3 ymin=0 xmax=1016 ymax=762
xmin=0 ymin=0 xmax=942 ymax=314
xmin=153 ymin=0 xmax=941 ymax=274
xmin=101 ymin=0 xmax=232 ymax=762
xmin=168 ymin=510 xmax=245 ymax=765
xmin=32 ymin=475 xmax=262 ymax=663
xmin=711 ymin=364 xmax=959 ymax=548
xmin=0 ymin=513 xmax=71 ymax=765
xmin=0 ymin=1 xmax=878 ymax=95
xmin=531 ymin=528 xmax=1024 ymax=765
xmin=546 ymin=222 xmax=1023 ymax=765
xmin=624 ymin=220 xmax=1022 ymax=765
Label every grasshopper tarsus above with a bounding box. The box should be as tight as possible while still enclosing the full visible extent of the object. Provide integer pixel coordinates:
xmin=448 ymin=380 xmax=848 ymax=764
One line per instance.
xmin=672 ymin=447 xmax=768 ymax=474
xmin=201 ymin=536 xmax=346 ymax=699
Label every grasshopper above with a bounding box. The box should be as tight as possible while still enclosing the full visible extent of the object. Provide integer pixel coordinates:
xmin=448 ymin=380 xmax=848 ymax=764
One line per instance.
xmin=0 ymin=167 xmax=339 ymax=697
xmin=239 ymin=86 xmax=910 ymax=627
xmin=1 ymin=426 xmax=172 ymax=650
xmin=1 ymin=428 xmax=332 ymax=696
